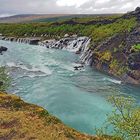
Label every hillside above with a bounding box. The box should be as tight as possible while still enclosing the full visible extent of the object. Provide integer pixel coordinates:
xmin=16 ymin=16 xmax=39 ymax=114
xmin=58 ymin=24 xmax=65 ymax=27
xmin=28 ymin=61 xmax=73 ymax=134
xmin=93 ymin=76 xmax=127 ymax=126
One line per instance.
xmin=0 ymin=14 xmax=122 ymax=23
xmin=0 ymin=14 xmax=69 ymax=23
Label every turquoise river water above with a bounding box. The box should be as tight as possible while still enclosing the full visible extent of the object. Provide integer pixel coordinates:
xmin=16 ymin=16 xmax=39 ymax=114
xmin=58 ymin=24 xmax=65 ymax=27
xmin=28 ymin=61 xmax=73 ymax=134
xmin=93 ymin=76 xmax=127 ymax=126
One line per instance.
xmin=0 ymin=40 xmax=140 ymax=134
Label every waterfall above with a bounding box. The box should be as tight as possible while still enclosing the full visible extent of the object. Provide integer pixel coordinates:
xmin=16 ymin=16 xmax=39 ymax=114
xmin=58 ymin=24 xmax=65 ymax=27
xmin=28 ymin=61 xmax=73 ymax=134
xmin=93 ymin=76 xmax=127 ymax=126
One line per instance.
xmin=1 ymin=36 xmax=93 ymax=65
xmin=38 ymin=36 xmax=93 ymax=65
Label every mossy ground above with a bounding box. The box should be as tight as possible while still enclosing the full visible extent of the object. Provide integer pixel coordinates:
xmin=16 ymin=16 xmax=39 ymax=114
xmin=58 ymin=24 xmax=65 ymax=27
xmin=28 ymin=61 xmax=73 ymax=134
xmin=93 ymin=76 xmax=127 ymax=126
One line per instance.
xmin=0 ymin=92 xmax=107 ymax=140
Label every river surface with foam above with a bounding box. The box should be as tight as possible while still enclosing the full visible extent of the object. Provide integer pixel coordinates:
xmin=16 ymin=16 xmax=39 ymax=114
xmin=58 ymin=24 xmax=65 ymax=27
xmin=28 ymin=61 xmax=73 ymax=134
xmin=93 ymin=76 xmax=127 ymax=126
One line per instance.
xmin=0 ymin=40 xmax=140 ymax=134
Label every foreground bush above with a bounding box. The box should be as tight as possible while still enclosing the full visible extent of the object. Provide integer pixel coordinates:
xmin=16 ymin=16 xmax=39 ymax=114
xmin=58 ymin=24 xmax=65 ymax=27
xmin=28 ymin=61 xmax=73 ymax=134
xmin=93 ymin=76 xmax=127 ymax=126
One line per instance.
xmin=97 ymin=96 xmax=140 ymax=140
xmin=0 ymin=67 xmax=10 ymax=91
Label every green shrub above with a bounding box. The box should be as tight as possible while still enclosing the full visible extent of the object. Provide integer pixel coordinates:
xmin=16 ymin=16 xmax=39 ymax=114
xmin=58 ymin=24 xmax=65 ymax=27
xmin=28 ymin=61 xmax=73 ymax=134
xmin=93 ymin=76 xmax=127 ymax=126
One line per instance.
xmin=109 ymin=59 xmax=128 ymax=76
xmin=109 ymin=59 xmax=119 ymax=70
xmin=0 ymin=67 xmax=10 ymax=91
xmin=0 ymin=17 xmax=137 ymax=44
xmin=100 ymin=51 xmax=112 ymax=61
xmin=97 ymin=95 xmax=140 ymax=140
xmin=132 ymin=44 xmax=140 ymax=52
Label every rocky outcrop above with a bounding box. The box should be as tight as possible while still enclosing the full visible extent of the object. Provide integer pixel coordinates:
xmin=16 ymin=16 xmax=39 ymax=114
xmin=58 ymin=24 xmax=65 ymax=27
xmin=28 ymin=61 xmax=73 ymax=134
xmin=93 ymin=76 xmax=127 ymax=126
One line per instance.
xmin=80 ymin=28 xmax=140 ymax=85
xmin=128 ymin=53 xmax=140 ymax=70
xmin=123 ymin=7 xmax=140 ymax=22
xmin=39 ymin=36 xmax=91 ymax=52
xmin=1 ymin=37 xmax=41 ymax=45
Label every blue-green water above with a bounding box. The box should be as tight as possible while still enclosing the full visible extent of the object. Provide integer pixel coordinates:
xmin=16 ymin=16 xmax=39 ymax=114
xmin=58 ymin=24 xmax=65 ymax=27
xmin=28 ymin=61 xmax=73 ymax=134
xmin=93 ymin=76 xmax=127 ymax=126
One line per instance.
xmin=0 ymin=40 xmax=140 ymax=134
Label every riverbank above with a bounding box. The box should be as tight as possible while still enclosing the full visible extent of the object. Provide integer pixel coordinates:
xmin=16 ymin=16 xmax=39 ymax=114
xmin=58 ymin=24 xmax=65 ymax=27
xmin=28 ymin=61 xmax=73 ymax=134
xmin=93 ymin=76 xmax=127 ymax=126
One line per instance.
xmin=0 ymin=92 xmax=102 ymax=140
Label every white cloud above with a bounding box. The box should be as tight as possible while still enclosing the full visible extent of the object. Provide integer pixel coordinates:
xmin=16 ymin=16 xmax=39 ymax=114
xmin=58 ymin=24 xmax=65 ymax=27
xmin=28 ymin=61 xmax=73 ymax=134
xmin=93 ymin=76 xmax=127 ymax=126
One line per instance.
xmin=56 ymin=0 xmax=91 ymax=8
xmin=95 ymin=0 xmax=110 ymax=4
xmin=0 ymin=14 xmax=13 ymax=18
xmin=121 ymin=2 xmax=133 ymax=10
xmin=0 ymin=0 xmax=139 ymax=15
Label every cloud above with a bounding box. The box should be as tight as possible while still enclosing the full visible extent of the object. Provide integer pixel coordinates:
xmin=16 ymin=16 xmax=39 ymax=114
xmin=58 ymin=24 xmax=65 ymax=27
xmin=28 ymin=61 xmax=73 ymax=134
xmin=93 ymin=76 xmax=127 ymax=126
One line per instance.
xmin=0 ymin=14 xmax=13 ymax=18
xmin=95 ymin=0 xmax=111 ymax=5
xmin=0 ymin=0 xmax=139 ymax=17
xmin=56 ymin=0 xmax=91 ymax=8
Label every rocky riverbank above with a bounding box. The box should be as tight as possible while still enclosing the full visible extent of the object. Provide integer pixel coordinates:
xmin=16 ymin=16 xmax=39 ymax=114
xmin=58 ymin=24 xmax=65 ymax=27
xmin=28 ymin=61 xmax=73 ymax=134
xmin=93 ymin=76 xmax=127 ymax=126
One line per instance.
xmin=0 ymin=36 xmax=41 ymax=45
xmin=86 ymin=7 xmax=140 ymax=85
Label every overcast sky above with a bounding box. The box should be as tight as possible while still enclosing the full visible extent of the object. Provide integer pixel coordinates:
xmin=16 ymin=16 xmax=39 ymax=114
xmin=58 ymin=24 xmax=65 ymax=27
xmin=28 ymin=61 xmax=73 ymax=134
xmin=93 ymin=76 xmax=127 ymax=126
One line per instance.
xmin=0 ymin=0 xmax=140 ymax=17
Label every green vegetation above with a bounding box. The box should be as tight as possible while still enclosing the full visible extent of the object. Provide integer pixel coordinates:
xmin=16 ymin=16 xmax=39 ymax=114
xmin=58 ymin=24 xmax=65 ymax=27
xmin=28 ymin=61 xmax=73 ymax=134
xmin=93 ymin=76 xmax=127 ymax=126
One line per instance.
xmin=63 ymin=15 xmax=121 ymax=23
xmin=100 ymin=51 xmax=112 ymax=61
xmin=97 ymin=96 xmax=140 ymax=140
xmin=91 ymin=18 xmax=136 ymax=43
xmin=33 ymin=14 xmax=121 ymax=23
xmin=0 ymin=67 xmax=10 ymax=91
xmin=0 ymin=17 xmax=137 ymax=43
xmin=132 ymin=44 xmax=140 ymax=52
xmin=109 ymin=59 xmax=128 ymax=76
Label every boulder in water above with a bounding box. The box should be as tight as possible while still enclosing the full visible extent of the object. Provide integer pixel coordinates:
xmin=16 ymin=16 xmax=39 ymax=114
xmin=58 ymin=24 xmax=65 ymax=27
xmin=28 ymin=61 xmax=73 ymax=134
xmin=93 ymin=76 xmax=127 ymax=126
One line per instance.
xmin=74 ymin=65 xmax=84 ymax=70
xmin=0 ymin=81 xmax=3 ymax=86
xmin=0 ymin=46 xmax=8 ymax=55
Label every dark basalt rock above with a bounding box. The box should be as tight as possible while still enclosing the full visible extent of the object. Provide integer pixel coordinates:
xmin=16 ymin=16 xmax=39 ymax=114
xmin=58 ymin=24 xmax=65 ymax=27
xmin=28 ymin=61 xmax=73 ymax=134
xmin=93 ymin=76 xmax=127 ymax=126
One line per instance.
xmin=29 ymin=39 xmax=40 ymax=45
xmin=123 ymin=7 xmax=140 ymax=22
xmin=0 ymin=46 xmax=8 ymax=55
xmin=0 ymin=37 xmax=41 ymax=45
xmin=0 ymin=81 xmax=3 ymax=86
xmin=102 ymin=62 xmax=109 ymax=72
xmin=128 ymin=53 xmax=140 ymax=70
xmin=135 ymin=7 xmax=140 ymax=14
xmin=74 ymin=65 xmax=84 ymax=70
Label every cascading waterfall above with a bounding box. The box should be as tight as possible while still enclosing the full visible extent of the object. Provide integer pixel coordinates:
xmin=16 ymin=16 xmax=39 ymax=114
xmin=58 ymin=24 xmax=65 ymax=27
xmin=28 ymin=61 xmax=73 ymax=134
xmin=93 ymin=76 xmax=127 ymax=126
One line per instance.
xmin=38 ymin=36 xmax=93 ymax=65
xmin=1 ymin=36 xmax=93 ymax=64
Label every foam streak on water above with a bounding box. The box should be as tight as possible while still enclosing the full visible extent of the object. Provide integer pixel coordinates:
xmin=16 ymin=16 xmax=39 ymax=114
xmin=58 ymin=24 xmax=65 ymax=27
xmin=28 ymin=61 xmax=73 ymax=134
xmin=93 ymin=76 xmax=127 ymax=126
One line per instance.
xmin=0 ymin=40 xmax=140 ymax=134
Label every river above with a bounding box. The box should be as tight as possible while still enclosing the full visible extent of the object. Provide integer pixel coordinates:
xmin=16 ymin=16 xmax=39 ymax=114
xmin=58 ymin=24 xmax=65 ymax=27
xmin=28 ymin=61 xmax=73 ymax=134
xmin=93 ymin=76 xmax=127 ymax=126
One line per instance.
xmin=0 ymin=40 xmax=140 ymax=134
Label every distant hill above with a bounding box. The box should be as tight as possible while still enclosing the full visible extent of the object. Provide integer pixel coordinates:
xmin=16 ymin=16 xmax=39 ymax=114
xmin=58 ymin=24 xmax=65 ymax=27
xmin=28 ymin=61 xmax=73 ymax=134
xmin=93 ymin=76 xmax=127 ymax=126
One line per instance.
xmin=0 ymin=14 xmax=122 ymax=23
xmin=0 ymin=14 xmax=70 ymax=23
